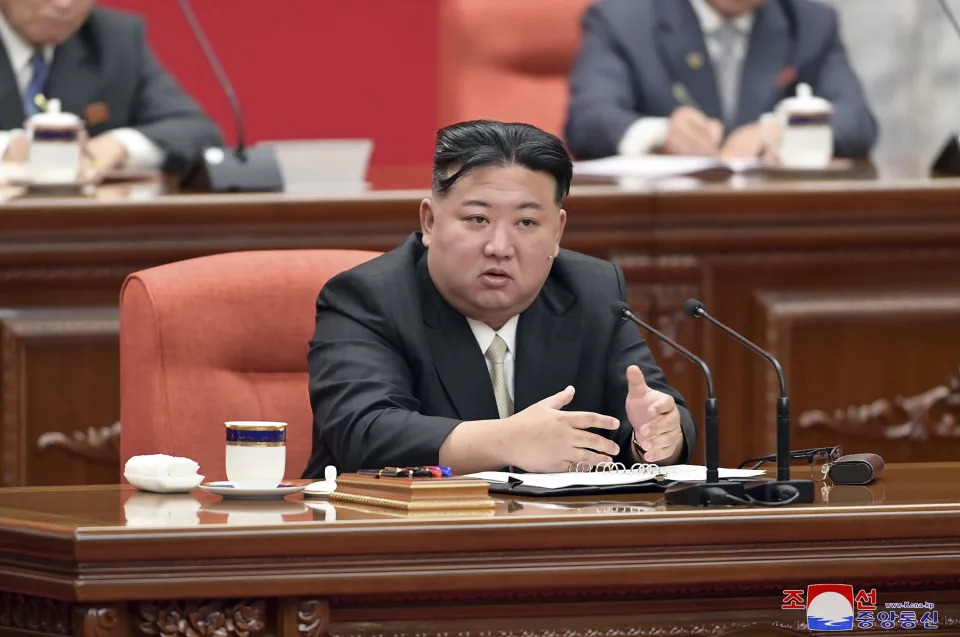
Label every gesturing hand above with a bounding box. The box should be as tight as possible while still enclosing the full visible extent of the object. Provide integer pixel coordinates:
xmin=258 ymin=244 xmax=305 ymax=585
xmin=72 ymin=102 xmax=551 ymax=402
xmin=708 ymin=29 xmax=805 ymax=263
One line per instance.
xmin=624 ymin=365 xmax=682 ymax=463
xmin=508 ymin=386 xmax=620 ymax=473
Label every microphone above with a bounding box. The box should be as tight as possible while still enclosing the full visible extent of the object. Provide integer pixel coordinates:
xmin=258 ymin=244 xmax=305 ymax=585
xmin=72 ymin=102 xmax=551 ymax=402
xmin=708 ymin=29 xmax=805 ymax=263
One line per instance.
xmin=684 ymin=298 xmax=814 ymax=504
xmin=932 ymin=1 xmax=960 ymax=175
xmin=611 ymin=301 xmax=746 ymax=505
xmin=177 ymin=0 xmax=283 ymax=192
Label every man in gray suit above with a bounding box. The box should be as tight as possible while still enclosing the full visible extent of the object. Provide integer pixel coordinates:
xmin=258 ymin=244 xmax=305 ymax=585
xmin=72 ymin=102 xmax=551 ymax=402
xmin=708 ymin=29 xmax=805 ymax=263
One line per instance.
xmin=0 ymin=0 xmax=221 ymax=174
xmin=565 ymin=0 xmax=878 ymax=160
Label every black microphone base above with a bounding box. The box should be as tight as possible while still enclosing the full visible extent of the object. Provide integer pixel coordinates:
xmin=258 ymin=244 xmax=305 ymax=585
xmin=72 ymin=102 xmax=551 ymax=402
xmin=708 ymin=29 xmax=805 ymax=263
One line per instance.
xmin=745 ymin=478 xmax=816 ymax=504
xmin=932 ymin=133 xmax=960 ymax=175
xmin=665 ymin=480 xmax=746 ymax=506
xmin=180 ymin=145 xmax=284 ymax=193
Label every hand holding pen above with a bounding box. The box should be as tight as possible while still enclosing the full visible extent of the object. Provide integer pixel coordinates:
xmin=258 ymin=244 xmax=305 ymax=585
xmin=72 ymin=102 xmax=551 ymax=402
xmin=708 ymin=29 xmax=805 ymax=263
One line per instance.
xmin=663 ymin=83 xmax=723 ymax=157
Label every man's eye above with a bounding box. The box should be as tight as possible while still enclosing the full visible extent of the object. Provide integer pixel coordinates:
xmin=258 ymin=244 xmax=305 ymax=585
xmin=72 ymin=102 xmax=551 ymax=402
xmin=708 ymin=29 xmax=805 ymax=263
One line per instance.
xmin=518 ymin=218 xmax=538 ymax=227
xmin=467 ymin=216 xmax=488 ymax=224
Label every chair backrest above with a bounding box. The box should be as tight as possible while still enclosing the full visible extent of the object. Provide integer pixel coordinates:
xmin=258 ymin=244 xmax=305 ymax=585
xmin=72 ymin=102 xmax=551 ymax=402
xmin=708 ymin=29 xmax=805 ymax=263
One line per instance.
xmin=437 ymin=0 xmax=597 ymax=137
xmin=120 ymin=249 xmax=380 ymax=481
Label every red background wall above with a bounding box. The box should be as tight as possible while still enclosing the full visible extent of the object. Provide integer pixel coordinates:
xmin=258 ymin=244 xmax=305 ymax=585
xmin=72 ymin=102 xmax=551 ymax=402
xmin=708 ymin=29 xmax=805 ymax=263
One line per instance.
xmin=99 ymin=1 xmax=439 ymax=166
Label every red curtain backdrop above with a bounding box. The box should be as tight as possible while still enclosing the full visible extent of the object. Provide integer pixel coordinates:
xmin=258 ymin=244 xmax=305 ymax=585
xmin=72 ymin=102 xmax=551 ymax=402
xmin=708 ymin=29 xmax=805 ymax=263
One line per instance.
xmin=98 ymin=0 xmax=439 ymax=166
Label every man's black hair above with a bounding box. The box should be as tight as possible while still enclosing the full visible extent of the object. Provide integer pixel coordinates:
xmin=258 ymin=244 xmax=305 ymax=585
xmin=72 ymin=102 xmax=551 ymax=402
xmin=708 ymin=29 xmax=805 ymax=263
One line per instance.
xmin=432 ymin=120 xmax=572 ymax=204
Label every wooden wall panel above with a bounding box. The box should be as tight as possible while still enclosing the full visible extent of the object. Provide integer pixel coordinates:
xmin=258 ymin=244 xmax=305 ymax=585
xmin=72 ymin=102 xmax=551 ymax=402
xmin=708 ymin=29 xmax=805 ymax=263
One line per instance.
xmin=0 ymin=308 xmax=119 ymax=487
xmin=756 ymin=287 xmax=960 ymax=463
xmin=683 ymin=249 xmax=960 ymax=466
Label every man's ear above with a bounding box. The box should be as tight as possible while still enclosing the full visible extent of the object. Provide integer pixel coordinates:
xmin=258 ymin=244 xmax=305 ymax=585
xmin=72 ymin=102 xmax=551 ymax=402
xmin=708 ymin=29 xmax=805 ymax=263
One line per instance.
xmin=419 ymin=197 xmax=435 ymax=247
xmin=553 ymin=209 xmax=567 ymax=257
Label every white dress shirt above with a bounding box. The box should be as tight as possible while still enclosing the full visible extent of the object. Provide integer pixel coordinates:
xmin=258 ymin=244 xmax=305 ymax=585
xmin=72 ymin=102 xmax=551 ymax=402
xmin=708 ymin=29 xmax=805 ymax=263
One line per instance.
xmin=0 ymin=12 xmax=163 ymax=169
xmin=618 ymin=0 xmax=756 ymax=156
xmin=466 ymin=314 xmax=519 ymax=405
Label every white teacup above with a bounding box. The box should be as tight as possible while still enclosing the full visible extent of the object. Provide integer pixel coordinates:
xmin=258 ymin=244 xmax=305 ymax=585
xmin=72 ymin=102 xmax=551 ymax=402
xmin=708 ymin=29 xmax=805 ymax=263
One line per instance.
xmin=764 ymin=83 xmax=833 ymax=169
xmin=24 ymin=98 xmax=82 ymax=184
xmin=224 ymin=421 xmax=287 ymax=489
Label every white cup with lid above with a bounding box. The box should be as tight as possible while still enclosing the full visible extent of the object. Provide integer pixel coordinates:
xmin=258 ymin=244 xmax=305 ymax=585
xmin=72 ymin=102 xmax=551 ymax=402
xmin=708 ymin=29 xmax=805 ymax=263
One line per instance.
xmin=25 ymin=98 xmax=83 ymax=184
xmin=764 ymin=83 xmax=833 ymax=169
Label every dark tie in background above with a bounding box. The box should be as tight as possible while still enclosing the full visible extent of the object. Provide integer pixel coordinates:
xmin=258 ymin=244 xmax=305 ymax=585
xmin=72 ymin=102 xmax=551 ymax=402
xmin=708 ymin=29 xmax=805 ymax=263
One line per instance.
xmin=23 ymin=52 xmax=48 ymax=117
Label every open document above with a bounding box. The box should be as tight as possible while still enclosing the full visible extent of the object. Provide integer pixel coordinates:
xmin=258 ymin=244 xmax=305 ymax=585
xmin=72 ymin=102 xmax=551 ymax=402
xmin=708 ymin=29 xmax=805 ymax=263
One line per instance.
xmin=466 ymin=465 xmax=766 ymax=496
xmin=572 ymin=155 xmax=761 ymax=180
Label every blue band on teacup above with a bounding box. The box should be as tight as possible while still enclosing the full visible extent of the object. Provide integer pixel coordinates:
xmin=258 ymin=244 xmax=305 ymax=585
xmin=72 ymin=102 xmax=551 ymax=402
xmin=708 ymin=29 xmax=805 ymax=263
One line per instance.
xmin=226 ymin=428 xmax=286 ymax=445
xmin=787 ymin=113 xmax=830 ymax=126
xmin=32 ymin=128 xmax=80 ymax=141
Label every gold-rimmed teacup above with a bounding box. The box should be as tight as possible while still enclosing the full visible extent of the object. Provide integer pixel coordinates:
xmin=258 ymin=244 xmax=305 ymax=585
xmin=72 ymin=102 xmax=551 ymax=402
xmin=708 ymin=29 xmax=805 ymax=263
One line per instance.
xmin=224 ymin=421 xmax=287 ymax=489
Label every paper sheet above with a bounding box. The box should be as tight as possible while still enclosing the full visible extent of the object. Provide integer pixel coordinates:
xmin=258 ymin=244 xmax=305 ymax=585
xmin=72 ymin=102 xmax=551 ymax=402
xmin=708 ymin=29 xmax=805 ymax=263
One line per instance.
xmin=572 ymin=155 xmax=761 ymax=180
xmin=467 ymin=465 xmax=766 ymax=490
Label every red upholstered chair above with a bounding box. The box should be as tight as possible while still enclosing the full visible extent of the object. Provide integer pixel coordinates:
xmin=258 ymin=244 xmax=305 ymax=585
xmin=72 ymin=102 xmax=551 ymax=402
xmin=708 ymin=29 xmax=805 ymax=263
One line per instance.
xmin=119 ymin=250 xmax=380 ymax=481
xmin=437 ymin=0 xmax=597 ymax=138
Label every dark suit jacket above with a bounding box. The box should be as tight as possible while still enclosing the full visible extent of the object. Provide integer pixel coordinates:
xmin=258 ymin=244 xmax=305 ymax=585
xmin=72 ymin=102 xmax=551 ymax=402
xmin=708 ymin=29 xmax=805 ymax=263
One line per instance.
xmin=565 ymin=0 xmax=878 ymax=159
xmin=303 ymin=233 xmax=696 ymax=477
xmin=0 ymin=7 xmax=222 ymax=172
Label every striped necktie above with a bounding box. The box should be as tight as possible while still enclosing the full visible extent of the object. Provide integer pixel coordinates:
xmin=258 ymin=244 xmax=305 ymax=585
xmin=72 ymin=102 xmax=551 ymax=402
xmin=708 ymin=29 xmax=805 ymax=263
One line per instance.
xmin=23 ymin=52 xmax=48 ymax=118
xmin=485 ymin=334 xmax=513 ymax=419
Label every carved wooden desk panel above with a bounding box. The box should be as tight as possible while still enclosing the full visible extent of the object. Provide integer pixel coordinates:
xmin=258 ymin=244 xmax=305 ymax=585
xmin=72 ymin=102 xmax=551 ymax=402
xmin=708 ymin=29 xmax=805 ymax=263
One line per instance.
xmin=1 ymin=170 xmax=959 ymax=484
xmin=1 ymin=463 xmax=960 ymax=637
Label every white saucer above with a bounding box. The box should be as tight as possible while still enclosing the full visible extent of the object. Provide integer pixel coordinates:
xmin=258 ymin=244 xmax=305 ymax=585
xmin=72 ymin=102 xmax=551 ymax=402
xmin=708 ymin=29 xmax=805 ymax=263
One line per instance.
xmin=198 ymin=481 xmax=306 ymax=500
xmin=125 ymin=472 xmax=204 ymax=494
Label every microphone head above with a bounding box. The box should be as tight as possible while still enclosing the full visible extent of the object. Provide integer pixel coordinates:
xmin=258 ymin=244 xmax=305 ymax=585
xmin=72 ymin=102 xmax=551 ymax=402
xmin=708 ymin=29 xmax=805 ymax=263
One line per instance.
xmin=610 ymin=301 xmax=632 ymax=320
xmin=684 ymin=298 xmax=706 ymax=318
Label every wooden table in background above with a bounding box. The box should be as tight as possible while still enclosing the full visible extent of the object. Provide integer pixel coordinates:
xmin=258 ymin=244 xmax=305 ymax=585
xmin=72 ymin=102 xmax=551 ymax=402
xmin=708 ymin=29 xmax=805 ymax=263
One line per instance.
xmin=1 ymin=165 xmax=959 ymax=486
xmin=2 ymin=463 xmax=960 ymax=636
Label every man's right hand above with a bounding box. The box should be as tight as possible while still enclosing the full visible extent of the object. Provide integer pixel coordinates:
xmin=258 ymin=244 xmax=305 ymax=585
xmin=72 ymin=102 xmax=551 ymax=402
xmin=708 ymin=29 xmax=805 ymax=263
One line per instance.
xmin=2 ymin=133 xmax=29 ymax=163
xmin=506 ymin=386 xmax=620 ymax=473
xmin=660 ymin=106 xmax=723 ymax=157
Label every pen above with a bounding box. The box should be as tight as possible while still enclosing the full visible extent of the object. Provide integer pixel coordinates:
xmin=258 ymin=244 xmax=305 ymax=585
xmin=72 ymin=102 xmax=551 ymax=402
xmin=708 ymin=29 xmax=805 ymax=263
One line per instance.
xmin=671 ymin=82 xmax=702 ymax=111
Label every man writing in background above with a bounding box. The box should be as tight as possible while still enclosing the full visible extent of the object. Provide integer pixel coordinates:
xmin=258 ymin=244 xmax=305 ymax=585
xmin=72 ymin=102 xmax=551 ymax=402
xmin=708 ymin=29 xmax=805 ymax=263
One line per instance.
xmin=0 ymin=0 xmax=221 ymax=175
xmin=565 ymin=0 xmax=877 ymax=160
xmin=304 ymin=120 xmax=696 ymax=477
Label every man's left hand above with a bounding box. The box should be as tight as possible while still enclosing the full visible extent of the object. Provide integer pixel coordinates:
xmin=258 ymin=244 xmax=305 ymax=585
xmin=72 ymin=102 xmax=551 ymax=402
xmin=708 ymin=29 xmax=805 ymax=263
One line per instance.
xmin=625 ymin=365 xmax=683 ymax=463
xmin=721 ymin=122 xmax=766 ymax=159
xmin=81 ymin=133 xmax=128 ymax=181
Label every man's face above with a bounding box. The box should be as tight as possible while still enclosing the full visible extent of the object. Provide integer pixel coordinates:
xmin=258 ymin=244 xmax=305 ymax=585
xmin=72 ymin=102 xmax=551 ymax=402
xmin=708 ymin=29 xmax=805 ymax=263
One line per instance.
xmin=420 ymin=164 xmax=566 ymax=330
xmin=0 ymin=0 xmax=95 ymax=47
xmin=705 ymin=0 xmax=767 ymax=19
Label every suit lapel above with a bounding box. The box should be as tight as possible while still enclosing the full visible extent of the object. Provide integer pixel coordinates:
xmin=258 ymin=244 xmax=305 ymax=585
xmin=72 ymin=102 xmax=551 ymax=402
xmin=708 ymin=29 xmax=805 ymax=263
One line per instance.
xmin=46 ymin=27 xmax=101 ymax=129
xmin=513 ymin=277 xmax=583 ymax=412
xmin=655 ymin=0 xmax=723 ymax=121
xmin=0 ymin=42 xmax=24 ymax=129
xmin=418 ymin=255 xmax=501 ymax=422
xmin=736 ymin=0 xmax=791 ymax=127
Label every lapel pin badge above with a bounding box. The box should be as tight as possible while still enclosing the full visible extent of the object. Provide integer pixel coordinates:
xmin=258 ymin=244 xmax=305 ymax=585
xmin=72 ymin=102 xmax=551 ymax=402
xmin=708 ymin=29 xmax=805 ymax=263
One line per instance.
xmin=776 ymin=67 xmax=798 ymax=91
xmin=685 ymin=52 xmax=704 ymax=71
xmin=84 ymin=102 xmax=111 ymax=127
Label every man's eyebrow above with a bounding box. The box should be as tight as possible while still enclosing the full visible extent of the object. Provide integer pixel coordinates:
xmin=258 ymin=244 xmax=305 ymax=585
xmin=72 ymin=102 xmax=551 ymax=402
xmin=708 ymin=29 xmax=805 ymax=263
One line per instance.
xmin=461 ymin=200 xmax=492 ymax=208
xmin=517 ymin=202 xmax=544 ymax=211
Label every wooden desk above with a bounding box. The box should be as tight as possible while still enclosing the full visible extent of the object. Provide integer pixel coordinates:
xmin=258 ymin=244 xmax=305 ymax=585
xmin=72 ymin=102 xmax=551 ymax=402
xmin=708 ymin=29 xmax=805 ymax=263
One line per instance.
xmin=1 ymin=463 xmax=959 ymax=636
xmin=1 ymin=167 xmax=959 ymax=486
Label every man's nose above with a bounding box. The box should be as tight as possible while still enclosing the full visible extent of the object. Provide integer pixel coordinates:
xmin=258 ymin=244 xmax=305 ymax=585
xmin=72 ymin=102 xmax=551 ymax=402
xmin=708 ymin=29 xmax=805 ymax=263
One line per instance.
xmin=484 ymin=224 xmax=515 ymax=258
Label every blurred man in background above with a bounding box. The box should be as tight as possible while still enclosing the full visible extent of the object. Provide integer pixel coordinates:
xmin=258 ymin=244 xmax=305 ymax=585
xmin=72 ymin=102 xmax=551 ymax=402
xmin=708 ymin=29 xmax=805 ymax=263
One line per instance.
xmin=565 ymin=0 xmax=877 ymax=160
xmin=828 ymin=0 xmax=960 ymax=176
xmin=0 ymin=0 xmax=221 ymax=175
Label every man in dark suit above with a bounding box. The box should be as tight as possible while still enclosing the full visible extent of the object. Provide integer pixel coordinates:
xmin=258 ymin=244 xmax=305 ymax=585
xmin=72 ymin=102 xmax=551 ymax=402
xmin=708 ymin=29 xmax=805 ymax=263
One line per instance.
xmin=0 ymin=0 xmax=221 ymax=174
xmin=304 ymin=120 xmax=696 ymax=477
xmin=565 ymin=0 xmax=877 ymax=160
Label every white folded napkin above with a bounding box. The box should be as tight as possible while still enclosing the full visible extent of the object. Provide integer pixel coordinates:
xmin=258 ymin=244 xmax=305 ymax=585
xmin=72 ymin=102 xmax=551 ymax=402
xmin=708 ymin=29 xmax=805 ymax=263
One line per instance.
xmin=124 ymin=454 xmax=199 ymax=478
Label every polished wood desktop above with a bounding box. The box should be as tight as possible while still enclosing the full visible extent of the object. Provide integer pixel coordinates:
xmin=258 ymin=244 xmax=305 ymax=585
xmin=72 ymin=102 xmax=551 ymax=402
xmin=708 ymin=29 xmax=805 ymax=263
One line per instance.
xmin=1 ymin=165 xmax=959 ymax=488
xmin=1 ymin=463 xmax=959 ymax=636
